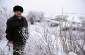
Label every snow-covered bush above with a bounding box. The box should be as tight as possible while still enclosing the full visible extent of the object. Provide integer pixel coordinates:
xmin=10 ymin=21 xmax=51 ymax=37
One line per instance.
xmin=68 ymin=52 xmax=77 ymax=55
xmin=27 ymin=11 xmax=45 ymax=24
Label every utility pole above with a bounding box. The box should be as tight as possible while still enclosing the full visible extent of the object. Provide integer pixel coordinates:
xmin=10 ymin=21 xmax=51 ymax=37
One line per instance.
xmin=60 ymin=8 xmax=64 ymax=37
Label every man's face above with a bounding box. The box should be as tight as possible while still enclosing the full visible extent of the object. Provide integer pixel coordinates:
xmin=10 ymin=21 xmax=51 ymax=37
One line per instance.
xmin=14 ymin=11 xmax=22 ymax=17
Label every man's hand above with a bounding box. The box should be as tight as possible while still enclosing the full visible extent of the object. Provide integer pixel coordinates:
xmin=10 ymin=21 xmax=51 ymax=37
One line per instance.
xmin=8 ymin=41 xmax=13 ymax=44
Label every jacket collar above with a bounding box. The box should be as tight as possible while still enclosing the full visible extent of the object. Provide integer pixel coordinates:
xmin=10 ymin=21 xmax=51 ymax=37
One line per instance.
xmin=13 ymin=15 xmax=23 ymax=20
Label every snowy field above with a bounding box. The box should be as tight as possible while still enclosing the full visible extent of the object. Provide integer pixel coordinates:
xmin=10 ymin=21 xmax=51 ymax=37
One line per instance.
xmin=0 ymin=20 xmax=85 ymax=55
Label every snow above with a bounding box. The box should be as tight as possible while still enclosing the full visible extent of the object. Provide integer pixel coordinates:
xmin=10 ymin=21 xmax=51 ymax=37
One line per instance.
xmin=68 ymin=52 xmax=77 ymax=55
xmin=0 ymin=20 xmax=85 ymax=55
xmin=83 ymin=45 xmax=85 ymax=51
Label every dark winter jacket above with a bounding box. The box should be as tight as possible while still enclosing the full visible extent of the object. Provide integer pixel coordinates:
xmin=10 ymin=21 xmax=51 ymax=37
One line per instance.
xmin=5 ymin=15 xmax=28 ymax=42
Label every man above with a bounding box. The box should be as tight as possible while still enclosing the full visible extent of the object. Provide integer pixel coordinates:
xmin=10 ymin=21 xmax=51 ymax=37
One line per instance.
xmin=5 ymin=5 xmax=28 ymax=55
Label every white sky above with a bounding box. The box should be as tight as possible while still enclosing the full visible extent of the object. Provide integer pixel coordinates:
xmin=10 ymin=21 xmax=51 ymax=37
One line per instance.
xmin=0 ymin=0 xmax=85 ymax=16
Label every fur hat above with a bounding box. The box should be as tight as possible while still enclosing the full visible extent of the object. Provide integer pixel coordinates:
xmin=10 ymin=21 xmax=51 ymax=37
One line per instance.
xmin=13 ymin=5 xmax=23 ymax=13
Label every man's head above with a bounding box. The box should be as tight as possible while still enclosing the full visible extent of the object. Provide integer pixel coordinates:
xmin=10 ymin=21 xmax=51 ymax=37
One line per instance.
xmin=13 ymin=5 xmax=23 ymax=17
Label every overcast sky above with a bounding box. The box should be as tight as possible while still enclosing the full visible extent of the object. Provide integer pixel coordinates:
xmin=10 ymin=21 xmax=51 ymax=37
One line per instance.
xmin=0 ymin=0 xmax=85 ymax=16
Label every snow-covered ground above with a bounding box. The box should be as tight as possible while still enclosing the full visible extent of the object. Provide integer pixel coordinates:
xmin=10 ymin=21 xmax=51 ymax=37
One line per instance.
xmin=1 ymin=21 xmax=85 ymax=55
